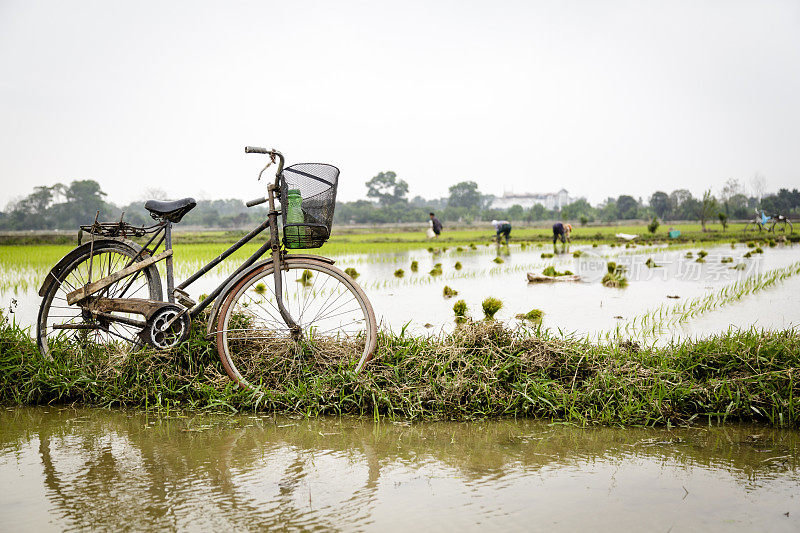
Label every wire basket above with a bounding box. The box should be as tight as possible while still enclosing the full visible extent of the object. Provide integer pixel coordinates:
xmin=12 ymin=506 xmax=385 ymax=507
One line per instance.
xmin=280 ymin=163 xmax=339 ymax=249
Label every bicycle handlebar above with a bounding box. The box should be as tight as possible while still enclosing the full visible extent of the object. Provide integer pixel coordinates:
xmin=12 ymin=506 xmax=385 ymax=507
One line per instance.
xmin=246 ymin=197 xmax=267 ymax=208
xmin=245 ymin=146 xmax=285 ymax=184
xmin=245 ymin=146 xmax=269 ymax=154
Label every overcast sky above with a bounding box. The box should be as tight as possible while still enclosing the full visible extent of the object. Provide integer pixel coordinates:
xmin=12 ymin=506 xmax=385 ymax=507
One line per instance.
xmin=1 ymin=0 xmax=798 ymax=209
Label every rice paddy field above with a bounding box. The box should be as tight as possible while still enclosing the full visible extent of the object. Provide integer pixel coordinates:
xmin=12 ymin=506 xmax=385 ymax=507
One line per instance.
xmin=2 ymin=223 xmax=799 ymax=344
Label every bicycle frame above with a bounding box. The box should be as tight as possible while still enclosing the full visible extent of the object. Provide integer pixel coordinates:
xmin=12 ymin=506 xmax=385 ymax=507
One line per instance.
xmin=65 ymin=149 xmax=305 ymax=334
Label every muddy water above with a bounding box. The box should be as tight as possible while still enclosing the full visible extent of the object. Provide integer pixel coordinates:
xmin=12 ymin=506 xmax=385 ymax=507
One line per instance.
xmin=1 ymin=408 xmax=798 ymax=532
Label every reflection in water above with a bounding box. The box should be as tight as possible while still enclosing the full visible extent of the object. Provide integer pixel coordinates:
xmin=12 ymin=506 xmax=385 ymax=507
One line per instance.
xmin=1 ymin=408 xmax=799 ymax=531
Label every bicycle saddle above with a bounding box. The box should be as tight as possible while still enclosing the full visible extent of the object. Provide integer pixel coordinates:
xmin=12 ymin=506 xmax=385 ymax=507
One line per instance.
xmin=144 ymin=197 xmax=197 ymax=223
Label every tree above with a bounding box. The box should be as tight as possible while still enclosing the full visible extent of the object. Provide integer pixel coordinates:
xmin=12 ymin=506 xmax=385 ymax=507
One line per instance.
xmin=649 ymin=191 xmax=670 ymax=219
xmin=750 ymin=173 xmax=766 ymax=202
xmin=365 ymin=171 xmax=408 ymax=206
xmin=718 ymin=212 xmax=728 ymax=231
xmin=447 ymin=181 xmax=483 ymax=211
xmin=61 ymin=180 xmax=109 ymax=226
xmin=616 ymin=195 xmax=639 ymax=219
xmin=560 ymin=198 xmax=594 ymax=222
xmin=698 ymin=189 xmax=718 ymax=231
xmin=719 ymin=178 xmax=742 ymax=215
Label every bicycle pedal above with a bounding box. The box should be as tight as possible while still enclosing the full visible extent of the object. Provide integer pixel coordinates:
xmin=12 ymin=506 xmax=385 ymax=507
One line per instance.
xmin=173 ymin=288 xmax=196 ymax=308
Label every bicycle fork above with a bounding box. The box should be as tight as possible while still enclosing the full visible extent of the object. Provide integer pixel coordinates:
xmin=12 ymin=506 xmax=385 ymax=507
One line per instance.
xmin=267 ymin=185 xmax=302 ymax=340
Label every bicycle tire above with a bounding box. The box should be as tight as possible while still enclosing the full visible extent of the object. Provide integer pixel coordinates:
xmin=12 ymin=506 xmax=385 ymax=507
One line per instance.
xmin=37 ymin=240 xmax=163 ymax=359
xmin=215 ymin=259 xmax=377 ymax=392
xmin=744 ymin=221 xmax=762 ymax=233
xmin=770 ymin=220 xmax=792 ymax=234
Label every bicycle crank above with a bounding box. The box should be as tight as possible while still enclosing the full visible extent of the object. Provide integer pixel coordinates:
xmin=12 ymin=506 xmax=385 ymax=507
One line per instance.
xmin=139 ymin=304 xmax=191 ymax=349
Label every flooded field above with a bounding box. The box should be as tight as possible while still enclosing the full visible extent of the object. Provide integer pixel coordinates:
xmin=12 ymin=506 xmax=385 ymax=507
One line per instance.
xmin=1 ymin=408 xmax=798 ymax=532
xmin=4 ymin=241 xmax=799 ymax=341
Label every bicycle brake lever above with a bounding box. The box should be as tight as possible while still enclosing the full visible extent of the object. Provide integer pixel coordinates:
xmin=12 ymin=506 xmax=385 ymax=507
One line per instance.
xmin=257 ymin=153 xmax=278 ymax=181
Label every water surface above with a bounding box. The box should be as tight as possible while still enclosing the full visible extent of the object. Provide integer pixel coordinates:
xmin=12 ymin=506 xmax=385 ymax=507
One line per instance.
xmin=1 ymin=408 xmax=798 ymax=531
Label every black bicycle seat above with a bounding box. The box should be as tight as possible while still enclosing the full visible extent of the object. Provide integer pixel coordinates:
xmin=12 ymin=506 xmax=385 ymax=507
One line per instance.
xmin=144 ymin=198 xmax=197 ymax=223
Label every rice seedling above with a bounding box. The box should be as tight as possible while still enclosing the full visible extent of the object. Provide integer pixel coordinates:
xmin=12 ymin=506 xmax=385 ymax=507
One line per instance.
xmin=442 ymin=285 xmax=458 ymax=298
xmin=695 ymin=257 xmax=706 ymax=263
xmin=744 ymin=251 xmax=753 ymax=259
xmin=253 ymin=282 xmax=267 ymax=295
xmin=481 ymin=297 xmax=503 ymax=319
xmin=755 ymin=247 xmax=764 ymax=254
xmin=768 ymin=239 xmax=777 ymax=248
xmin=619 ymin=260 xmax=800 ymax=340
xmin=747 ymin=242 xmax=756 ymax=248
xmin=456 ymin=246 xmax=464 ymax=252
xmin=293 ymin=269 xmax=312 ymax=287
xmin=542 ymin=266 xmax=572 ymax=277
xmin=541 ymin=253 xmax=554 ymax=259
xmin=645 ymin=257 xmax=659 ymax=268
xmin=572 ymin=250 xmax=583 ymax=257
xmin=698 ymin=250 xmax=708 ymax=258
xmin=516 ymin=308 xmax=544 ymax=322
xmin=394 ymin=269 xmax=405 ymax=278
xmin=720 ymin=257 xmax=734 ymax=263
xmin=344 ymin=267 xmax=360 ymax=279
xmin=469 ymin=243 xmax=477 ymax=250
xmin=452 ymin=299 xmax=468 ymax=323
xmin=685 ymin=252 xmax=693 ymax=258
xmin=493 ymin=257 xmax=504 ymax=264
xmin=602 ymin=261 xmax=628 ymax=288
xmin=410 ymin=260 xmax=419 ymax=272
xmin=454 ymin=261 xmax=463 ymax=270
xmin=592 ymin=243 xmax=598 ymax=247
xmin=430 ymin=265 xmax=443 ymax=276
xmin=602 ymin=271 xmax=628 ymax=288
xmin=730 ymin=263 xmax=746 ymax=270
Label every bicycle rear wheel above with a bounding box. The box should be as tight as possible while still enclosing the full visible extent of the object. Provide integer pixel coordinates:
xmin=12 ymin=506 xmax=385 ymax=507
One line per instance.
xmin=215 ymin=259 xmax=377 ymax=391
xmin=37 ymin=241 xmax=163 ymax=358
xmin=744 ymin=221 xmax=762 ymax=233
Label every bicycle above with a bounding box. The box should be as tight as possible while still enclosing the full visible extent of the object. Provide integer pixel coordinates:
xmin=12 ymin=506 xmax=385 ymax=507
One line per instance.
xmin=743 ymin=211 xmax=794 ymax=234
xmin=37 ymin=147 xmax=378 ymax=391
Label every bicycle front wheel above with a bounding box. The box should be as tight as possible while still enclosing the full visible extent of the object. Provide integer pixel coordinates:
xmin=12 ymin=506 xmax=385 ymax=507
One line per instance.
xmin=215 ymin=259 xmax=377 ymax=391
xmin=771 ymin=220 xmax=792 ymax=234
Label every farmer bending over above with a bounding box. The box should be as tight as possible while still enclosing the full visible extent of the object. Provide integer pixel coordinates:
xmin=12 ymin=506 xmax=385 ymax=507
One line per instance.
xmin=492 ymin=219 xmax=512 ymax=245
xmin=552 ymin=222 xmax=571 ymax=253
xmin=429 ymin=212 xmax=442 ymax=238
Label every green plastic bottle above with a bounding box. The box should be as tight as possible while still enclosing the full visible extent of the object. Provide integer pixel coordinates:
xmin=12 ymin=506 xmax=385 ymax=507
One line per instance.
xmin=285 ymin=189 xmax=304 ymax=247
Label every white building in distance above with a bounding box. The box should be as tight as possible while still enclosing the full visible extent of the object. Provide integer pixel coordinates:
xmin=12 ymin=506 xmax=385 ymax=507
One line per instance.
xmin=490 ymin=189 xmax=571 ymax=211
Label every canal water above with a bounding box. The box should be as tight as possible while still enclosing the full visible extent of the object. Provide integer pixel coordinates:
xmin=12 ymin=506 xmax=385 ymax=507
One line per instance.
xmin=1 ymin=408 xmax=798 ymax=531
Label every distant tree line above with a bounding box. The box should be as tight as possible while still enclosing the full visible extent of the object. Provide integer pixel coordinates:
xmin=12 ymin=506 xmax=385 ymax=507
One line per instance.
xmin=1 ymin=175 xmax=799 ymax=231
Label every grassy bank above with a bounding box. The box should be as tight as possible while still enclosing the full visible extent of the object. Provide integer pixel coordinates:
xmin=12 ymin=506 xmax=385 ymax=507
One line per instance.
xmin=1 ymin=315 xmax=798 ymax=427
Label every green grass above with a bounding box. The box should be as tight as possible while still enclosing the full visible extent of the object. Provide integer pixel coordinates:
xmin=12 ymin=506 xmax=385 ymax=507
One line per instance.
xmin=2 ymin=315 xmax=799 ymax=427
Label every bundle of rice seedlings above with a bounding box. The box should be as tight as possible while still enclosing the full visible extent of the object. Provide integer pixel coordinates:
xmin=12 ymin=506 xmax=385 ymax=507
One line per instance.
xmin=443 ymin=286 xmax=458 ymax=298
xmin=452 ymin=299 xmax=468 ymax=323
xmin=454 ymin=261 xmax=463 ymax=270
xmin=410 ymin=260 xmax=419 ymax=272
xmin=344 ymin=267 xmax=360 ymax=279
xmin=516 ymin=308 xmax=544 ymax=322
xmin=394 ymin=269 xmax=405 ymax=278
xmin=482 ymin=297 xmax=503 ymax=319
